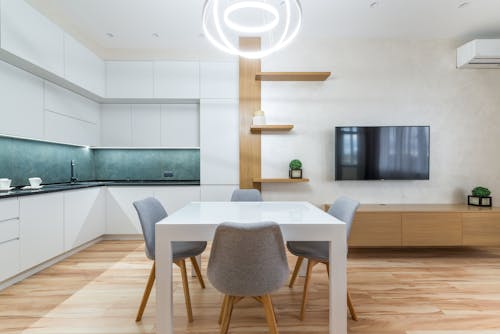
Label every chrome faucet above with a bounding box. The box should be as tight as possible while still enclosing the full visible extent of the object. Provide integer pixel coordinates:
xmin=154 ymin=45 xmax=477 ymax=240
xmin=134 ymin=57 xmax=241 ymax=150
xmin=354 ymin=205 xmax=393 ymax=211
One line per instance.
xmin=70 ymin=160 xmax=78 ymax=183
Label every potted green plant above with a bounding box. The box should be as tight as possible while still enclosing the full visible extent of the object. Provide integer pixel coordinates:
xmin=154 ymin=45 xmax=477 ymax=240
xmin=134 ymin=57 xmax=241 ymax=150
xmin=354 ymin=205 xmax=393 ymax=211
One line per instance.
xmin=289 ymin=159 xmax=303 ymax=179
xmin=468 ymin=186 xmax=492 ymax=207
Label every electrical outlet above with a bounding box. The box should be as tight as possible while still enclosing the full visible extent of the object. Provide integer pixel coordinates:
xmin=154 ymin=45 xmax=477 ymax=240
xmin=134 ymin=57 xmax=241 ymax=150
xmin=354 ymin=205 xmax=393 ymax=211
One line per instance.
xmin=163 ymin=171 xmax=174 ymax=177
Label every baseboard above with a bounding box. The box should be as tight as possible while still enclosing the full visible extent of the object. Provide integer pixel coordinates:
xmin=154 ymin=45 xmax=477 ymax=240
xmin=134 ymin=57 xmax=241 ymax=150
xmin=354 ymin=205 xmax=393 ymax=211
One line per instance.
xmin=103 ymin=234 xmax=143 ymax=240
xmin=0 ymin=237 xmax=103 ymax=291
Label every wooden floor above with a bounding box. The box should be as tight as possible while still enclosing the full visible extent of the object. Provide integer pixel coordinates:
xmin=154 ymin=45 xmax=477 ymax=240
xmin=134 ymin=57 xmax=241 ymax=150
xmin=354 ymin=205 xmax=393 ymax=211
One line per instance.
xmin=1 ymin=241 xmax=500 ymax=334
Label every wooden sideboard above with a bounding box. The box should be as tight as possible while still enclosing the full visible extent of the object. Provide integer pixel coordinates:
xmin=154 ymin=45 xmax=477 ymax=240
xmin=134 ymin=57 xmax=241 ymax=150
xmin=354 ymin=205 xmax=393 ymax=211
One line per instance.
xmin=324 ymin=204 xmax=500 ymax=247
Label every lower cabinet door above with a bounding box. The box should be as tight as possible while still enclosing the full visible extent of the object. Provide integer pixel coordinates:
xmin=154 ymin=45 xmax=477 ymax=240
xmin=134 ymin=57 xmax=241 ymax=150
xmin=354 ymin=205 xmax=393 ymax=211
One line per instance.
xmin=463 ymin=212 xmax=500 ymax=246
xmin=106 ymin=187 xmax=154 ymax=234
xmin=19 ymin=193 xmax=64 ymax=271
xmin=402 ymin=213 xmax=462 ymax=246
xmin=64 ymin=188 xmax=105 ymax=251
xmin=0 ymin=239 xmax=20 ymax=282
xmin=153 ymin=186 xmax=200 ymax=214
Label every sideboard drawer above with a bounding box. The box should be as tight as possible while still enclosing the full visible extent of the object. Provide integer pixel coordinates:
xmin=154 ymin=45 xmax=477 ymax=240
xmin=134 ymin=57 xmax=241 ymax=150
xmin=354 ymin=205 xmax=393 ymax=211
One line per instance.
xmin=463 ymin=213 xmax=500 ymax=246
xmin=402 ymin=213 xmax=462 ymax=246
xmin=350 ymin=213 xmax=402 ymax=247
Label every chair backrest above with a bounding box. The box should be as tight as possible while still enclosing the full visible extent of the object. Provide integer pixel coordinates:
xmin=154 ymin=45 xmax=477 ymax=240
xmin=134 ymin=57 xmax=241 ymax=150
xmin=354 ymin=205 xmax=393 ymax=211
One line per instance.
xmin=230 ymin=188 xmax=263 ymax=202
xmin=133 ymin=197 xmax=168 ymax=260
xmin=327 ymin=196 xmax=360 ymax=239
xmin=207 ymin=222 xmax=289 ymax=297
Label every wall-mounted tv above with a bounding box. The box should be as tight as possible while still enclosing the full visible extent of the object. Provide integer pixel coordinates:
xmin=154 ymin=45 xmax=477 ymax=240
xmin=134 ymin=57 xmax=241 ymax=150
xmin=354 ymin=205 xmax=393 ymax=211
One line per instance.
xmin=335 ymin=126 xmax=430 ymax=180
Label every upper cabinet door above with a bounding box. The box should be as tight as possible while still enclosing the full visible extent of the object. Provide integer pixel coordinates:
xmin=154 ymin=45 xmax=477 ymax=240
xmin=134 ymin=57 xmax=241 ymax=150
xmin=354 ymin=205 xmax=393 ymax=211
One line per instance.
xmin=200 ymin=62 xmax=238 ymax=99
xmin=154 ymin=61 xmax=199 ymax=99
xmin=0 ymin=0 xmax=64 ymax=77
xmin=106 ymin=61 xmax=154 ymax=98
xmin=64 ymin=34 xmax=105 ymax=96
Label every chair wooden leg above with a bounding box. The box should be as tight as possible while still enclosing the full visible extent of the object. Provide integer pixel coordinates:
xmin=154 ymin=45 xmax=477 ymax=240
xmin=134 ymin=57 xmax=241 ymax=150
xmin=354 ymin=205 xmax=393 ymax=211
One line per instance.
xmin=262 ymin=294 xmax=279 ymax=334
xmin=218 ymin=295 xmax=229 ymax=325
xmin=325 ymin=262 xmax=330 ymax=279
xmin=347 ymin=289 xmax=358 ymax=321
xmin=288 ymin=256 xmax=304 ymax=288
xmin=135 ymin=262 xmax=156 ymax=322
xmin=190 ymin=256 xmax=206 ymax=289
xmin=300 ymin=259 xmax=317 ymax=321
xmin=177 ymin=259 xmax=194 ymax=323
xmin=221 ymin=296 xmax=235 ymax=334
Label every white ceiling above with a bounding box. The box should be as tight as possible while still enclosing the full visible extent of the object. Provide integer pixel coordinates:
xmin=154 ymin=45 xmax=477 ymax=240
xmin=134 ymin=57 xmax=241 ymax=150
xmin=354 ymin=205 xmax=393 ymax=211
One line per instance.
xmin=27 ymin=0 xmax=500 ymax=60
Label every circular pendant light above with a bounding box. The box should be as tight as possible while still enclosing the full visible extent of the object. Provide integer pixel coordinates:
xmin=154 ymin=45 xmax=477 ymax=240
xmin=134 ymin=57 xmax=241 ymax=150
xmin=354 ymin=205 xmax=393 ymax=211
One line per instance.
xmin=202 ymin=0 xmax=302 ymax=59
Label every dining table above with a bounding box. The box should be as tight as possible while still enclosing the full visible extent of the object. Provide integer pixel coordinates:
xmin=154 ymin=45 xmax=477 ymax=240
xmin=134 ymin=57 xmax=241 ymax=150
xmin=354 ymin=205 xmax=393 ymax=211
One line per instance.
xmin=155 ymin=201 xmax=347 ymax=334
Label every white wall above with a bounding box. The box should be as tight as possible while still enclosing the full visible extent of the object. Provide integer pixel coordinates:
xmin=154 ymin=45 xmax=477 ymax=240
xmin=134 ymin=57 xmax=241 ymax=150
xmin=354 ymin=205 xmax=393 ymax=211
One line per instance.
xmin=0 ymin=59 xmax=100 ymax=146
xmin=261 ymin=38 xmax=500 ymax=205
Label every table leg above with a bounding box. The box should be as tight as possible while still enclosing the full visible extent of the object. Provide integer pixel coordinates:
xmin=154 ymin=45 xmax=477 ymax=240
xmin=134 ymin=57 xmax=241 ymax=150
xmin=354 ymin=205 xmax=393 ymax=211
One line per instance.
xmin=156 ymin=235 xmax=173 ymax=334
xmin=330 ymin=233 xmax=347 ymax=334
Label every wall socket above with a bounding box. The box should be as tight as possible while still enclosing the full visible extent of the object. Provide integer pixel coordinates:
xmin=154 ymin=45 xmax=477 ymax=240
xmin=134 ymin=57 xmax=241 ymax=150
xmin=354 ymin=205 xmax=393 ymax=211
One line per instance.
xmin=163 ymin=170 xmax=174 ymax=177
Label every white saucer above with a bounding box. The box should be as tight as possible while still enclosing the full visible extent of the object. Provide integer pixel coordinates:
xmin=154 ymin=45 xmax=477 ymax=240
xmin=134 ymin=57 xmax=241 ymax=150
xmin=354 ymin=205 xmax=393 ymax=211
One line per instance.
xmin=22 ymin=185 xmax=43 ymax=190
xmin=0 ymin=187 xmax=14 ymax=192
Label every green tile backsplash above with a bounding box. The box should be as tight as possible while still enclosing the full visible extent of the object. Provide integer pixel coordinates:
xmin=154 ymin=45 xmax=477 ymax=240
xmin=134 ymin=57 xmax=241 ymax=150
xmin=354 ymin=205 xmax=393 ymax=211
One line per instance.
xmin=0 ymin=136 xmax=200 ymax=186
xmin=0 ymin=136 xmax=94 ymax=186
xmin=93 ymin=149 xmax=200 ymax=181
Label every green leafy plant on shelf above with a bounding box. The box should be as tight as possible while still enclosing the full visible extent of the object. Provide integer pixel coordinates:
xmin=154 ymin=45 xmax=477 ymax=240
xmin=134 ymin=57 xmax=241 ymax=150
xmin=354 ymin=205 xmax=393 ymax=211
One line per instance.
xmin=472 ymin=186 xmax=491 ymax=197
xmin=289 ymin=159 xmax=302 ymax=170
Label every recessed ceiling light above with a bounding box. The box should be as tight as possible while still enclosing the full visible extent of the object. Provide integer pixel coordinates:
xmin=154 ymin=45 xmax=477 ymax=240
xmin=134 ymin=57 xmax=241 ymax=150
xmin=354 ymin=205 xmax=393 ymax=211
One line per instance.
xmin=105 ymin=32 xmax=115 ymax=38
xmin=152 ymin=33 xmax=160 ymax=38
xmin=370 ymin=1 xmax=379 ymax=8
xmin=458 ymin=1 xmax=470 ymax=8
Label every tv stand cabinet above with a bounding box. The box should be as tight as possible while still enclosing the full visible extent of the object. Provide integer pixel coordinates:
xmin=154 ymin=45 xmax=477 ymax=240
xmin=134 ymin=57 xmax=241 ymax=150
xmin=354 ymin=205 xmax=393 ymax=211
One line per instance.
xmin=324 ymin=204 xmax=500 ymax=247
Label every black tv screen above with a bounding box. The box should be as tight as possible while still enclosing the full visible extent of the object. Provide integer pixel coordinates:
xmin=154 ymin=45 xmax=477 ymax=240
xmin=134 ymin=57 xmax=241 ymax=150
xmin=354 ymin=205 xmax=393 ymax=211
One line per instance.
xmin=335 ymin=126 xmax=430 ymax=180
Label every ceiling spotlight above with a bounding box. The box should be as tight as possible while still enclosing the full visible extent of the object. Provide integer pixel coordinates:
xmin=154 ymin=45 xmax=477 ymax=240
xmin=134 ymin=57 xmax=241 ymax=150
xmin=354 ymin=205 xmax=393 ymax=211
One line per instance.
xmin=105 ymin=32 xmax=115 ymax=38
xmin=369 ymin=1 xmax=378 ymax=8
xmin=458 ymin=1 xmax=469 ymax=8
xmin=152 ymin=33 xmax=160 ymax=38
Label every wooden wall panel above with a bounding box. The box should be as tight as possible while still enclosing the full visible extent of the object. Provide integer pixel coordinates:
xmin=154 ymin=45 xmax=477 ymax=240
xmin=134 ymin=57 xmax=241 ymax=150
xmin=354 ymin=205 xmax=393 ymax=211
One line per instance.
xmin=239 ymin=37 xmax=261 ymax=190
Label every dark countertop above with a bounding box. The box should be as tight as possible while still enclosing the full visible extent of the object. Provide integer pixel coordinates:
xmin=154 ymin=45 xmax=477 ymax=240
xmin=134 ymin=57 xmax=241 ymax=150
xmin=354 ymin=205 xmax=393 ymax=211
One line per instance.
xmin=0 ymin=180 xmax=201 ymax=199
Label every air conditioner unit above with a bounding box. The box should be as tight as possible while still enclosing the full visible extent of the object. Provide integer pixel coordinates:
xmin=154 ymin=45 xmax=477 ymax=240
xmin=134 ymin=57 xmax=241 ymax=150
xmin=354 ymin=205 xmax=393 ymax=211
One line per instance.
xmin=457 ymin=39 xmax=500 ymax=69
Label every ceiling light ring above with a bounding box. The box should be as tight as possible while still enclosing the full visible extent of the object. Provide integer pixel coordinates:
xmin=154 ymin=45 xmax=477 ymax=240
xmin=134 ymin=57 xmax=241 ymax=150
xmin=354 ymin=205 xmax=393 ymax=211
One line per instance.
xmin=202 ymin=0 xmax=302 ymax=59
xmin=223 ymin=1 xmax=280 ymax=34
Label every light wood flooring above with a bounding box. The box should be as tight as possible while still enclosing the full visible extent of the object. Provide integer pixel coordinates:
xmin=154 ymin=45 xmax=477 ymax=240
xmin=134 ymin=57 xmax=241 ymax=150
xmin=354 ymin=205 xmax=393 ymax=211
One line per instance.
xmin=1 ymin=241 xmax=500 ymax=334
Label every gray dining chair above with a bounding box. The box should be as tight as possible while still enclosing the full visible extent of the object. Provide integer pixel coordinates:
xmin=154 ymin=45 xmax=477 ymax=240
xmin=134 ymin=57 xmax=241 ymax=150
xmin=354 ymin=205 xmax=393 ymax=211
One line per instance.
xmin=287 ymin=196 xmax=360 ymax=321
xmin=230 ymin=188 xmax=263 ymax=202
xmin=208 ymin=222 xmax=289 ymax=334
xmin=133 ymin=197 xmax=207 ymax=323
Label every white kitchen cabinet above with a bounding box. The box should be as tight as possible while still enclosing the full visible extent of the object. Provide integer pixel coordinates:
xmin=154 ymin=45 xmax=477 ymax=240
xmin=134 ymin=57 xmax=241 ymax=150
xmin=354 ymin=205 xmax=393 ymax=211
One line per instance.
xmin=0 ymin=239 xmax=19 ymax=282
xmin=200 ymin=100 xmax=239 ymax=184
xmin=161 ymin=104 xmax=200 ymax=147
xmin=153 ymin=186 xmax=200 ymax=214
xmin=106 ymin=187 xmax=153 ymax=234
xmin=0 ymin=0 xmax=65 ymax=77
xmin=131 ymin=104 xmax=162 ymax=147
xmin=0 ymin=198 xmax=19 ymax=222
xmin=200 ymin=185 xmax=238 ymax=201
xmin=200 ymin=62 xmax=238 ymax=99
xmin=44 ymin=110 xmax=100 ymax=147
xmin=45 ymin=82 xmax=100 ymax=124
xmin=19 ymin=193 xmax=64 ymax=271
xmin=154 ymin=61 xmax=199 ymax=99
xmin=64 ymin=188 xmax=105 ymax=251
xmin=64 ymin=33 xmax=105 ymax=96
xmin=0 ymin=60 xmax=44 ymax=140
xmin=106 ymin=61 xmax=154 ymax=98
xmin=100 ymin=104 xmax=132 ymax=146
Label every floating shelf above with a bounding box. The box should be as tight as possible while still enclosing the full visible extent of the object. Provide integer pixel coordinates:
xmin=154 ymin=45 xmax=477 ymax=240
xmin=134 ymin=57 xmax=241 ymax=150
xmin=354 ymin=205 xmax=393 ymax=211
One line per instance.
xmin=253 ymin=178 xmax=310 ymax=184
xmin=250 ymin=124 xmax=294 ymax=133
xmin=255 ymin=72 xmax=331 ymax=81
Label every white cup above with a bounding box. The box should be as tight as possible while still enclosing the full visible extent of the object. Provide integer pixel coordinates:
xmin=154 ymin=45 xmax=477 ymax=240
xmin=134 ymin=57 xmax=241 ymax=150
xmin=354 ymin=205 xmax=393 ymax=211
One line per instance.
xmin=0 ymin=178 xmax=12 ymax=189
xmin=28 ymin=177 xmax=42 ymax=188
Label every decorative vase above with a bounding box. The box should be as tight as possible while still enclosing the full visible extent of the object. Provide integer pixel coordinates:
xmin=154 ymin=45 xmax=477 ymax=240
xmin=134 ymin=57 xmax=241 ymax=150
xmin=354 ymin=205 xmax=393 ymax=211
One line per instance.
xmin=468 ymin=195 xmax=492 ymax=207
xmin=289 ymin=169 xmax=303 ymax=179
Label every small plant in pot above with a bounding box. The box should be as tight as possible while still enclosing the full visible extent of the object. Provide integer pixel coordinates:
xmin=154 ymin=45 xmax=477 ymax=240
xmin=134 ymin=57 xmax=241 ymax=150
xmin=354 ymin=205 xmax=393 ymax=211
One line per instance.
xmin=468 ymin=186 xmax=492 ymax=207
xmin=289 ymin=159 xmax=303 ymax=179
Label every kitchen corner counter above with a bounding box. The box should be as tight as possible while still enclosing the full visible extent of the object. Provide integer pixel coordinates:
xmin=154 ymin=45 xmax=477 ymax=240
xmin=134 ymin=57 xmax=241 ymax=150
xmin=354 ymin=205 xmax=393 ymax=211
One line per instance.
xmin=0 ymin=180 xmax=201 ymax=199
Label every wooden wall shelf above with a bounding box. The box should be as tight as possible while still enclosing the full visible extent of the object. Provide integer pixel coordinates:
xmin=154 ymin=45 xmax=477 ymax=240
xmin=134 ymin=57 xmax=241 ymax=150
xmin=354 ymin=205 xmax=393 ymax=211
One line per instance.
xmin=250 ymin=125 xmax=294 ymax=133
xmin=253 ymin=178 xmax=310 ymax=184
xmin=255 ymin=72 xmax=331 ymax=81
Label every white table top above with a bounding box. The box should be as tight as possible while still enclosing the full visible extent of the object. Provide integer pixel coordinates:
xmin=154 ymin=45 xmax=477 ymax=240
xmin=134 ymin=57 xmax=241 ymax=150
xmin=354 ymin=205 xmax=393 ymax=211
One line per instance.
xmin=158 ymin=201 xmax=343 ymax=225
